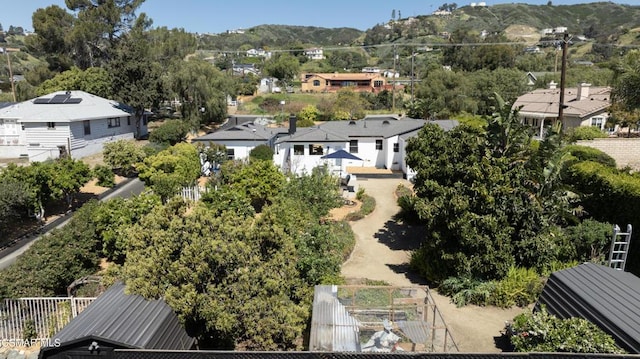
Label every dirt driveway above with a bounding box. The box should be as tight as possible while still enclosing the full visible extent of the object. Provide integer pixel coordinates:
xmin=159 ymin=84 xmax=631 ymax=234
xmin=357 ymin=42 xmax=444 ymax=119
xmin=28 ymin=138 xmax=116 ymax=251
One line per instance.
xmin=340 ymin=178 xmax=525 ymax=353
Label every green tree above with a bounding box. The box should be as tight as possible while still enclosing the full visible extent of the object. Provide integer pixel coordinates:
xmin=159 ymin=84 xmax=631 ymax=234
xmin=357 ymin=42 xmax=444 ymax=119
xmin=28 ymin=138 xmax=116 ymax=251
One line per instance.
xmin=406 ymin=97 xmax=566 ymax=282
xmin=108 ymin=14 xmax=164 ymax=138
xmin=0 ymin=201 xmax=103 ymax=298
xmin=103 ymin=139 xmax=146 ymax=176
xmin=262 ymin=53 xmax=300 ymax=89
xmin=25 ymin=5 xmax=75 ymax=72
xmin=0 ymin=177 xmax=31 ymax=229
xmin=137 ymin=143 xmax=201 ymax=202
xmin=49 ymin=157 xmax=92 ymax=208
xmin=149 ymin=119 xmax=190 ymax=146
xmin=333 ymin=88 xmax=369 ymax=120
xmin=219 ymin=160 xmax=285 ymax=212
xmin=122 ymin=200 xmax=307 ymax=350
xmin=168 ymin=59 xmax=229 ymax=128
xmin=414 ymin=68 xmax=477 ymax=118
xmin=249 ymin=144 xmax=274 ymax=161
xmin=36 ymin=67 xmax=111 ymax=97
xmin=65 ymin=0 xmax=144 ymax=69
xmin=297 ymin=105 xmax=319 ymax=126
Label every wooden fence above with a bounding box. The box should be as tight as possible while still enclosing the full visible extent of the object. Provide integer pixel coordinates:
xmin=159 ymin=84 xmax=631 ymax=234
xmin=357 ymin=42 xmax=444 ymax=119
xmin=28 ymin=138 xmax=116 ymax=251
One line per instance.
xmin=0 ymin=297 xmax=96 ymax=340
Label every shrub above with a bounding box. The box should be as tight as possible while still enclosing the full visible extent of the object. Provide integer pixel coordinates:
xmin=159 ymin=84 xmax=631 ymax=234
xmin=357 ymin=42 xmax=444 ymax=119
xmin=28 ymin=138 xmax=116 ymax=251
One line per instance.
xmin=149 ymin=119 xmax=190 ymax=146
xmin=560 ymin=219 xmax=613 ymax=263
xmin=103 ymin=139 xmax=146 ymax=176
xmin=508 ymin=307 xmax=624 ymax=353
xmin=564 ymin=145 xmax=616 ymax=168
xmin=438 ymin=277 xmax=495 ymax=307
xmin=491 ymin=267 xmax=544 ymax=308
xmin=93 ymin=164 xmax=115 ymax=187
xmin=568 ymin=126 xmax=608 ymax=141
xmin=249 ymin=144 xmax=275 ymax=161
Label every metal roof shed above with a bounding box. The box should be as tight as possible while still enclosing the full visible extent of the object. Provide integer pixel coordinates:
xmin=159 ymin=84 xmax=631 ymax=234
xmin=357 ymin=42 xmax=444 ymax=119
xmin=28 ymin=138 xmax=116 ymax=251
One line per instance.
xmin=39 ymin=282 xmax=194 ymax=359
xmin=536 ymin=263 xmax=640 ymax=353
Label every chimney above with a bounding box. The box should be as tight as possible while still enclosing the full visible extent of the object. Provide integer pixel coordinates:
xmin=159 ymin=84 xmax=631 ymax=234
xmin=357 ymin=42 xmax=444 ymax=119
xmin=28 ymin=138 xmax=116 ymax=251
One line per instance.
xmin=288 ymin=114 xmax=297 ymax=135
xmin=577 ymin=82 xmax=591 ymax=100
xmin=548 ymin=81 xmax=557 ymax=90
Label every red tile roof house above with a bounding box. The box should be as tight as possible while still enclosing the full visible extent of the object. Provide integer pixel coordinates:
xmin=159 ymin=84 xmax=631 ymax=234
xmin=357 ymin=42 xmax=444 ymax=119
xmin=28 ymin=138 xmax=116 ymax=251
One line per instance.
xmin=300 ymin=73 xmax=395 ymax=93
xmin=513 ymin=82 xmax=612 ymax=138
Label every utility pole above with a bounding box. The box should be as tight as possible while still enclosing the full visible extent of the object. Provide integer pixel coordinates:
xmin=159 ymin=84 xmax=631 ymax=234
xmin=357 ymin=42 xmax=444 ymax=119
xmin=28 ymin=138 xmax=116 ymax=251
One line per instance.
xmin=392 ymin=45 xmax=397 ymax=113
xmin=3 ymin=47 xmax=17 ymax=102
xmin=411 ymin=51 xmax=415 ymax=103
xmin=557 ymin=32 xmax=569 ymax=130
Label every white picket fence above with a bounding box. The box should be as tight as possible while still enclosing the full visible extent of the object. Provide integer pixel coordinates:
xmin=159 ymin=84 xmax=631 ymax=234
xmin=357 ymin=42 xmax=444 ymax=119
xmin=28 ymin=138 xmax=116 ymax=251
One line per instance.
xmin=181 ymin=186 xmax=208 ymax=202
xmin=0 ymin=297 xmax=96 ymax=340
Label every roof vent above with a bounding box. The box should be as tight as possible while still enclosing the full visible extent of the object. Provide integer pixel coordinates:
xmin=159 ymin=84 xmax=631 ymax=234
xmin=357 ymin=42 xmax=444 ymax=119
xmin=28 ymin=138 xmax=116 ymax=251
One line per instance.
xmin=382 ymin=120 xmax=390 ymax=125
xmin=348 ymin=120 xmax=356 ymax=125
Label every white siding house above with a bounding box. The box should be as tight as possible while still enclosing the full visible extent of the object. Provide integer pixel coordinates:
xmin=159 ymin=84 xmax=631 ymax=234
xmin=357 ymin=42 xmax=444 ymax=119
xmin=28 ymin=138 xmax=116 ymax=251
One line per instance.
xmin=0 ymin=91 xmax=148 ymax=162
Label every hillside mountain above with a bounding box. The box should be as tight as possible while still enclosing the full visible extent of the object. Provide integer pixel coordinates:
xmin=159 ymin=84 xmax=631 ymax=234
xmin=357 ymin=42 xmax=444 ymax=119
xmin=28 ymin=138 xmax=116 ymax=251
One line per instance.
xmin=198 ymin=25 xmax=364 ymax=50
xmin=196 ymin=2 xmax=639 ymax=52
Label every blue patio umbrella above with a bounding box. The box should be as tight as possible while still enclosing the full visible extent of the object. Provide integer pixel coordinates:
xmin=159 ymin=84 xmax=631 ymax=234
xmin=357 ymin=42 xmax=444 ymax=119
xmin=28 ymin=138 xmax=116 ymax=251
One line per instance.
xmin=321 ymin=149 xmax=362 ymax=161
xmin=321 ymin=150 xmax=362 ymax=177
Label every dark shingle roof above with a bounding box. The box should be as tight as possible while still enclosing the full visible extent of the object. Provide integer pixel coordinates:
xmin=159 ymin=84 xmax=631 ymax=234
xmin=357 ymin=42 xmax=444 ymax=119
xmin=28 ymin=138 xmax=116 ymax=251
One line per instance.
xmin=537 ymin=263 xmax=640 ymax=353
xmin=46 ymin=282 xmax=194 ymax=351
xmin=319 ymin=118 xmax=427 ymax=138
xmin=192 ymin=122 xmax=286 ymax=142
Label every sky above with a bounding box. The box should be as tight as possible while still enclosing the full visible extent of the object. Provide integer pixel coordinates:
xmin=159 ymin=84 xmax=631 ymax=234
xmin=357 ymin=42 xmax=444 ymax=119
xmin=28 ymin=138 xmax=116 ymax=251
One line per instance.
xmin=0 ymin=0 xmax=635 ymax=34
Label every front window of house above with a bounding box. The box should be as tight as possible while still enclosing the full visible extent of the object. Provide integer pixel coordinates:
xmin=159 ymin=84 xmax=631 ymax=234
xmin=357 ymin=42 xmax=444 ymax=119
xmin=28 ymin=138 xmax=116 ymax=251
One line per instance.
xmin=47 ymin=122 xmax=56 ymax=129
xmin=309 ymin=144 xmax=324 ymax=155
xmin=393 ymin=143 xmax=399 ymax=152
xmin=227 ymin=148 xmax=235 ymax=160
xmin=313 ymin=80 xmax=320 ymax=86
xmin=376 ymin=139 xmax=383 ymax=150
xmin=349 ymin=140 xmax=358 ymax=153
xmin=591 ymin=117 xmax=604 ymax=128
xmin=294 ymin=145 xmax=304 ymax=155
xmin=108 ymin=118 xmax=121 ymax=128
xmin=374 ymin=80 xmax=383 ymax=87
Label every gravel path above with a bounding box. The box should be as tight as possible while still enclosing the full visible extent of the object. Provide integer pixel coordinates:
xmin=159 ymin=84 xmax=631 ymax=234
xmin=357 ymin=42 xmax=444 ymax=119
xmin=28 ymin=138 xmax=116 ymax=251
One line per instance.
xmin=340 ymin=178 xmax=525 ymax=353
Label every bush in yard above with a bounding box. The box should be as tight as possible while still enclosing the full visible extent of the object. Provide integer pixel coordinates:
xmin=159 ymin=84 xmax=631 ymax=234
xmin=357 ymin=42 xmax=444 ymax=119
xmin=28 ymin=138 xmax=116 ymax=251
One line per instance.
xmin=508 ymin=306 xmax=624 ymax=353
xmin=149 ymin=119 xmax=190 ymax=146
xmin=249 ymin=144 xmax=274 ymax=161
xmin=93 ymin=164 xmax=115 ymax=187
xmin=491 ymin=266 xmax=544 ymax=308
xmin=560 ymin=219 xmax=613 ymax=263
xmin=103 ymin=139 xmax=145 ymax=176
xmin=563 ymin=145 xmax=616 ymax=168
xmin=567 ymin=126 xmax=608 ymax=141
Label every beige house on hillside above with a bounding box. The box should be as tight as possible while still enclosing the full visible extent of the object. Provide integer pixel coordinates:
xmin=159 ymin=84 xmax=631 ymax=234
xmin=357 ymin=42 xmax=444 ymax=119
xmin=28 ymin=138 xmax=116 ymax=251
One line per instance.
xmin=301 ymin=73 xmax=390 ymax=93
xmin=513 ymin=82 xmax=612 ymax=138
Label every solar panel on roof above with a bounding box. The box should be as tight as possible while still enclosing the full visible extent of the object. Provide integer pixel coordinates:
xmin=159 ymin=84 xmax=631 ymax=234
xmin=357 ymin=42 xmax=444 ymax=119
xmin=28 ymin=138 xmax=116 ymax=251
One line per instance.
xmin=65 ymin=98 xmax=82 ymax=104
xmin=33 ymin=98 xmax=51 ymax=104
xmin=49 ymin=94 xmax=71 ymax=104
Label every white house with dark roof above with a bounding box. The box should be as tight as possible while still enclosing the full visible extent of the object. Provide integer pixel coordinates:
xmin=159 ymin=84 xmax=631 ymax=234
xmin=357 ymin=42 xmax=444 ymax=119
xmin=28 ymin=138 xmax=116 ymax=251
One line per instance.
xmin=193 ymin=115 xmax=457 ymax=179
xmin=0 ymin=91 xmax=148 ymax=162
xmin=191 ymin=120 xmax=288 ymax=161
xmin=513 ymin=82 xmax=612 ymax=138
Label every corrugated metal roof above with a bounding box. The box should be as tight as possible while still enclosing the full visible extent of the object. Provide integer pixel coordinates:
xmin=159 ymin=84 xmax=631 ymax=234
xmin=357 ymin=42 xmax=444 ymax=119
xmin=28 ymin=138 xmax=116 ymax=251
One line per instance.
xmin=310 ymin=285 xmax=361 ymax=352
xmin=537 ymin=263 xmax=640 ymax=353
xmin=45 ymin=282 xmax=194 ymax=351
xmin=0 ymin=91 xmax=134 ymax=122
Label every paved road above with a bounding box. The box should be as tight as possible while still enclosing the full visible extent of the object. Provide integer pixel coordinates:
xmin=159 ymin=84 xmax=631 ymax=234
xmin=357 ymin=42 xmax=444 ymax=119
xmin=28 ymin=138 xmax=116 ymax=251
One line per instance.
xmin=0 ymin=178 xmax=145 ymax=270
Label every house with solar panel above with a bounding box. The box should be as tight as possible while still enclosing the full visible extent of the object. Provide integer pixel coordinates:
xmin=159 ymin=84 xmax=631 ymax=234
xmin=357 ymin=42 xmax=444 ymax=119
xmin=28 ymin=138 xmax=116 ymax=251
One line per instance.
xmin=0 ymin=91 xmax=148 ymax=162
